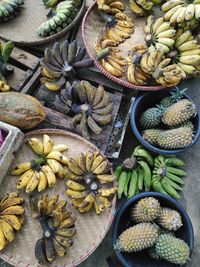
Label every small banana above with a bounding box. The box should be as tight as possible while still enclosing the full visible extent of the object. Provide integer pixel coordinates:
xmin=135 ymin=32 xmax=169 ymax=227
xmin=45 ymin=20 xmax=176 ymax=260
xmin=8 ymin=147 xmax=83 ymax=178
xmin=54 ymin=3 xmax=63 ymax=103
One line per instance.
xmin=28 ymin=138 xmax=44 ymax=155
xmin=0 ymin=215 xmax=21 ymax=231
xmin=43 ymin=134 xmax=54 ymax=155
xmin=26 ymin=171 xmax=40 ymax=193
xmin=38 ymin=171 xmax=48 ymax=192
xmin=16 ymin=169 xmax=35 ymax=189
xmin=47 ymin=151 xmax=69 ymax=165
xmin=11 ymin=162 xmax=31 ymax=175
xmin=52 ymin=144 xmax=68 ymax=152
xmin=66 ymin=180 xmax=86 ymax=191
xmin=41 ymin=165 xmax=56 ymax=187
xmin=98 ymin=187 xmax=117 ymax=197
xmin=47 ymin=159 xmax=60 ymax=173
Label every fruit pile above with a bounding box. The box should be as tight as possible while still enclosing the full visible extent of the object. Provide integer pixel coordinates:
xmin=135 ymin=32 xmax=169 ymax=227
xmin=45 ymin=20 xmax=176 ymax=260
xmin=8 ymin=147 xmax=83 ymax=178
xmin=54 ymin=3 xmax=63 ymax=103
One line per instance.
xmin=115 ymin=146 xmax=186 ymax=199
xmin=65 ymin=150 xmax=117 ymax=214
xmin=30 ymin=194 xmax=76 ymax=264
xmin=53 ymin=80 xmax=113 ymax=139
xmin=40 ymin=40 xmax=93 ymax=91
xmin=115 ymin=197 xmax=190 ymax=265
xmin=0 ymin=41 xmax=14 ymax=92
xmin=0 ymin=192 xmax=24 ymax=251
xmin=140 ymin=92 xmax=197 ymax=149
xmin=0 ymin=0 xmax=24 ymax=22
xmin=37 ymin=0 xmax=82 ymax=37
xmin=95 ymin=0 xmax=200 ymax=87
xmin=12 ymin=134 xmax=68 ymax=193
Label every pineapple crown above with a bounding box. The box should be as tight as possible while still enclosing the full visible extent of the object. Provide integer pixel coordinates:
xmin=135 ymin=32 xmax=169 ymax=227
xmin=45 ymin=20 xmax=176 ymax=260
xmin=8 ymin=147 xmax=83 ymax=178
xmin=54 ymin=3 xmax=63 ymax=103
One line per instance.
xmin=170 ymin=87 xmax=187 ymax=101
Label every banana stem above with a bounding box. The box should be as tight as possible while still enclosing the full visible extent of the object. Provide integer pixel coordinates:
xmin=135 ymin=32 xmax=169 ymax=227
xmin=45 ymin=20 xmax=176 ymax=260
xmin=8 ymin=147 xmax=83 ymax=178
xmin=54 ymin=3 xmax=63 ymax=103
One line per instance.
xmin=157 ymin=167 xmax=167 ymax=178
xmin=122 ymin=157 xmax=136 ymax=170
xmin=39 ymin=217 xmax=52 ymax=238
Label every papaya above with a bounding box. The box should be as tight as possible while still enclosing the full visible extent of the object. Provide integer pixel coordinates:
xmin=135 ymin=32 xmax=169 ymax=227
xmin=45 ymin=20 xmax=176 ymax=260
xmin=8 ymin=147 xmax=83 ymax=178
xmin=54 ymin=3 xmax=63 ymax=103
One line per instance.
xmin=0 ymin=92 xmax=46 ymax=129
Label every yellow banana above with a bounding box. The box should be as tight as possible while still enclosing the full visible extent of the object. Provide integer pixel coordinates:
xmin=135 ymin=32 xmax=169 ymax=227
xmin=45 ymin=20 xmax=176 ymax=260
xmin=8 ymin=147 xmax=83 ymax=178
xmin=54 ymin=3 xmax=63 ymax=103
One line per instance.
xmin=85 ymin=151 xmax=94 ymax=171
xmin=52 ymin=144 xmax=68 ymax=152
xmin=99 ymin=195 xmax=112 ymax=208
xmin=152 ymin=17 xmax=164 ymax=33
xmin=195 ymin=4 xmax=200 ymax=19
xmin=46 ymin=195 xmax=59 ymax=215
xmin=179 ymin=55 xmax=200 ymax=65
xmin=79 ymin=199 xmax=94 ymax=213
xmin=47 ymin=159 xmax=60 ymax=173
xmin=177 ymin=7 xmax=186 ymax=23
xmin=68 ymin=159 xmax=83 ymax=175
xmin=0 ymin=215 xmax=21 ymax=231
xmin=74 ymin=153 xmax=86 ymax=172
xmin=164 ymin=5 xmax=183 ymax=21
xmin=158 ymin=58 xmax=171 ymax=68
xmin=101 ymin=59 xmax=123 ymax=77
xmin=52 ymin=238 xmax=66 ymax=257
xmin=91 ymin=154 xmax=105 ymax=171
xmin=25 ymin=171 xmax=40 ymax=193
xmin=185 ymin=4 xmax=195 ymax=21
xmin=43 ymin=134 xmax=54 ymax=155
xmin=66 ymin=180 xmax=86 ymax=191
xmin=98 ymin=187 xmax=117 ymax=196
xmin=0 ymin=196 xmax=24 ymax=211
xmin=41 ymin=165 xmax=56 ymax=187
xmin=0 ymin=220 xmax=14 ymax=242
xmin=28 ymin=138 xmax=44 ymax=155
xmin=155 ymin=22 xmax=171 ymax=35
xmin=157 ymin=38 xmax=175 ymax=48
xmin=38 ymin=170 xmax=48 ymax=192
xmin=170 ymin=7 xmax=183 ymax=24
xmin=129 ymin=0 xmax=145 ymax=15
xmin=93 ymin=160 xmax=109 ymax=174
xmin=0 ymin=224 xmax=7 ymax=250
xmin=157 ymin=29 xmax=176 ymax=38
xmin=155 ymin=43 xmax=170 ymax=54
xmin=178 ymin=40 xmax=198 ymax=52
xmin=175 ymin=31 xmax=192 ymax=48
xmin=144 ymin=15 xmax=154 ymax=34
xmin=140 ymin=53 xmax=152 ymax=73
xmin=71 ymin=198 xmax=84 ymax=207
xmin=180 ymin=49 xmax=200 ymax=56
xmin=64 ymin=167 xmax=81 ymax=180
xmin=11 ymin=162 xmax=31 ymax=175
xmin=0 ymin=205 xmax=24 ymax=215
xmin=97 ymin=174 xmax=116 ymax=182
xmin=16 ymin=169 xmax=35 ymax=189
xmin=66 ymin=189 xmax=89 ymax=199
xmin=162 ymin=0 xmax=184 ymax=12
xmin=57 ymin=163 xmax=67 ymax=179
xmin=47 ymin=151 xmax=69 ymax=165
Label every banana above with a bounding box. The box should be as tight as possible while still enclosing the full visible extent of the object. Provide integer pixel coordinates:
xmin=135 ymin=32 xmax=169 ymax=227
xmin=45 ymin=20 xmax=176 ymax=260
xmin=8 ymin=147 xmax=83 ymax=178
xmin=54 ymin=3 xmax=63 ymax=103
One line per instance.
xmin=101 ymin=59 xmax=123 ymax=77
xmin=94 ymin=195 xmax=104 ymax=214
xmin=25 ymin=171 xmax=40 ymax=193
xmin=0 ymin=205 xmax=24 ymax=215
xmin=177 ymin=7 xmax=186 ymax=23
xmin=16 ymin=169 xmax=35 ymax=189
xmin=91 ymin=154 xmax=105 ymax=171
xmin=73 ymin=153 xmax=86 ymax=172
xmin=0 ymin=196 xmax=23 ymax=211
xmin=162 ymin=0 xmax=184 ymax=12
xmin=35 ymin=238 xmax=48 ymax=265
xmin=164 ymin=5 xmax=183 ymax=21
xmin=47 ymin=159 xmax=60 ymax=173
xmin=46 ymin=195 xmax=59 ymax=215
xmin=178 ymin=40 xmax=198 ymax=52
xmin=52 ymin=144 xmax=68 ymax=152
xmin=175 ymin=31 xmax=192 ymax=48
xmin=164 ymin=157 xmax=184 ymax=167
xmin=85 ymin=151 xmax=94 ymax=171
xmin=66 ymin=189 xmax=89 ymax=199
xmin=68 ymin=159 xmax=83 ymax=175
xmin=66 ymin=180 xmax=86 ymax=191
xmin=138 ymin=161 xmax=151 ymax=191
xmin=47 ymin=151 xmax=69 ymax=165
xmin=152 ymin=180 xmax=168 ymax=195
xmin=0 ymin=215 xmax=21 ymax=230
xmin=128 ymin=170 xmax=138 ymax=198
xmin=163 ymin=177 xmax=182 ymax=191
xmin=41 ymin=165 xmax=56 ymax=187
xmin=79 ymin=199 xmax=94 ymax=213
xmin=45 ymin=237 xmax=56 ymax=263
xmin=166 ymin=172 xmax=184 ymax=185
xmin=93 ymin=160 xmax=109 ymax=174
xmin=64 ymin=167 xmax=82 ymax=180
xmin=0 ymin=224 xmax=6 ymax=251
xmin=129 ymin=0 xmax=146 ymax=15
xmin=28 ymin=138 xmax=44 ymax=155
xmin=55 ymin=235 xmax=73 ymax=248
xmin=170 ymin=7 xmax=183 ymax=24
xmin=38 ymin=170 xmax=48 ymax=192
xmin=43 ymin=134 xmax=54 ymax=155
xmin=195 ymin=4 xmax=200 ymax=19
xmin=0 ymin=220 xmax=14 ymax=242
xmin=180 ymin=49 xmax=200 ymax=56
xmin=97 ymin=174 xmax=116 ymax=182
xmin=157 ymin=38 xmax=175 ymax=48
xmin=179 ymin=55 xmax=200 ymax=65
xmin=11 ymin=162 xmax=31 ymax=175
xmin=185 ymin=4 xmax=195 ymax=21
xmin=98 ymin=187 xmax=117 ymax=196
xmin=161 ymin=179 xmax=181 ymax=199
xmin=133 ymin=146 xmax=154 ymax=166
xmin=166 ymin=166 xmax=186 ymax=176
xmin=152 ymin=17 xmax=164 ymax=34
xmin=52 ymin=238 xmax=66 ymax=257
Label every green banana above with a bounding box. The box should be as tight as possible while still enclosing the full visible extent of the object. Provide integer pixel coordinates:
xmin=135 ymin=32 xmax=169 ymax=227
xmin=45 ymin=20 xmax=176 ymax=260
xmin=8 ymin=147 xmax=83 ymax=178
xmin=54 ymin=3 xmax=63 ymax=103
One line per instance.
xmin=132 ymin=145 xmax=154 ymax=166
xmin=118 ymin=171 xmax=127 ymax=199
xmin=164 ymin=157 xmax=185 ymax=167
xmin=137 ymin=166 xmax=144 ymax=191
xmin=114 ymin=165 xmax=123 ymax=179
xmin=124 ymin=171 xmax=131 ymax=197
xmin=166 ymin=172 xmax=184 ymax=185
xmin=161 ymin=180 xmax=181 ymax=199
xmin=166 ymin=167 xmax=186 ymax=176
xmin=138 ymin=161 xmax=151 ymax=191
xmin=128 ymin=170 xmax=138 ymax=198
xmin=163 ymin=177 xmax=183 ymax=191
xmin=152 ymin=180 xmax=168 ymax=195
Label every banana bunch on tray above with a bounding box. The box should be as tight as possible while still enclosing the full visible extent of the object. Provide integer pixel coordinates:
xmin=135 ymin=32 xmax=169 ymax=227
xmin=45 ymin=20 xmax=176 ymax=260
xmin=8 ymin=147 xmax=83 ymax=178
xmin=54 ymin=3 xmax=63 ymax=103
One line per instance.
xmin=129 ymin=0 xmax=162 ymax=16
xmin=65 ymin=151 xmax=117 ymax=214
xmin=37 ymin=0 xmax=81 ymax=37
xmin=0 ymin=41 xmax=14 ymax=92
xmin=30 ymin=194 xmax=76 ymax=264
xmin=40 ymin=40 xmax=93 ymax=91
xmin=11 ymin=134 xmax=68 ymax=193
xmin=53 ymin=80 xmax=113 ymax=139
xmin=0 ymin=0 xmax=24 ymax=22
xmin=0 ymin=192 xmax=24 ymax=251
xmin=97 ymin=0 xmax=125 ymax=15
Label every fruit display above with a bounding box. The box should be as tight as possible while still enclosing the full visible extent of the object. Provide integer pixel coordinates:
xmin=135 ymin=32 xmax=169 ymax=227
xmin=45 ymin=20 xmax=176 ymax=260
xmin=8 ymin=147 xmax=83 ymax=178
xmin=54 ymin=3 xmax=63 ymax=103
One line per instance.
xmin=114 ymin=196 xmax=191 ymax=265
xmin=53 ymin=80 xmax=113 ymax=139
xmin=115 ymin=146 xmax=186 ymax=199
xmin=115 ymin=145 xmax=154 ymax=198
xmin=139 ymin=93 xmax=197 ymax=149
xmin=0 ymin=92 xmax=46 ymax=129
xmin=0 ymin=41 xmax=14 ymax=92
xmin=37 ymin=0 xmax=82 ymax=37
xmin=65 ymin=150 xmax=117 ymax=214
xmin=0 ymin=192 xmax=24 ymax=251
xmin=30 ymin=194 xmax=76 ymax=264
xmin=11 ymin=134 xmax=69 ymax=193
xmin=152 ymin=155 xmax=186 ymax=199
xmin=40 ymin=40 xmax=93 ymax=91
xmin=0 ymin=0 xmax=24 ymax=22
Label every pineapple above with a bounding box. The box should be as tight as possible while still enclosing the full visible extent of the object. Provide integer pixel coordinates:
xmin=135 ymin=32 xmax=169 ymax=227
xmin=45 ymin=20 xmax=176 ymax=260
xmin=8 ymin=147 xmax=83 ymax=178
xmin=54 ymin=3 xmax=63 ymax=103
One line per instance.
xmin=169 ymin=120 xmax=194 ymax=130
xmin=156 ymin=207 xmax=183 ymax=231
xmin=162 ymin=99 xmax=196 ymax=126
xmin=159 ymin=88 xmax=187 ymax=108
xmin=139 ymin=106 xmax=164 ymax=129
xmin=143 ymin=129 xmax=162 ymax=145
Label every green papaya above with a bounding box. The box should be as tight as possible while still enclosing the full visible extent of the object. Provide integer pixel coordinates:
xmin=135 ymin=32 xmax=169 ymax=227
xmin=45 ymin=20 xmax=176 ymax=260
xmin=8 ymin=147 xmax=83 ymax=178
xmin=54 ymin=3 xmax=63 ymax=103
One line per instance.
xmin=0 ymin=92 xmax=45 ymax=129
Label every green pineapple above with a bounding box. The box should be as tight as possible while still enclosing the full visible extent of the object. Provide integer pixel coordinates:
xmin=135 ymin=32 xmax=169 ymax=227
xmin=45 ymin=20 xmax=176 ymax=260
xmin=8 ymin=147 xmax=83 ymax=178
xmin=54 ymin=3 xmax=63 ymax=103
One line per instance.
xmin=131 ymin=197 xmax=161 ymax=223
xmin=159 ymin=88 xmax=187 ymax=108
xmin=115 ymin=223 xmax=159 ymax=252
xmin=169 ymin=120 xmax=194 ymax=131
xmin=156 ymin=207 xmax=183 ymax=231
xmin=139 ymin=106 xmax=164 ymax=129
xmin=155 ymin=234 xmax=190 ymax=265
xmin=162 ymin=99 xmax=196 ymax=126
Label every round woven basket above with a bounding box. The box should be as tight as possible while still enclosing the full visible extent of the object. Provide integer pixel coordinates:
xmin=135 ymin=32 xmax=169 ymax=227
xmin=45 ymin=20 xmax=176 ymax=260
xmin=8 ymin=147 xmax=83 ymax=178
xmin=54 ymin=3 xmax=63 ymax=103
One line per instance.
xmin=0 ymin=129 xmax=116 ymax=267
xmin=82 ymin=0 xmax=166 ymax=91
xmin=0 ymin=0 xmax=86 ymax=45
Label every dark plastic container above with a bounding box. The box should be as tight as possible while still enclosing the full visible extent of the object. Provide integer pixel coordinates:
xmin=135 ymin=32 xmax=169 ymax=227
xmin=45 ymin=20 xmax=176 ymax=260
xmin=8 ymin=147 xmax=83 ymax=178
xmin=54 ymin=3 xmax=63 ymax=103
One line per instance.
xmin=112 ymin=192 xmax=194 ymax=267
xmin=130 ymin=90 xmax=200 ymax=154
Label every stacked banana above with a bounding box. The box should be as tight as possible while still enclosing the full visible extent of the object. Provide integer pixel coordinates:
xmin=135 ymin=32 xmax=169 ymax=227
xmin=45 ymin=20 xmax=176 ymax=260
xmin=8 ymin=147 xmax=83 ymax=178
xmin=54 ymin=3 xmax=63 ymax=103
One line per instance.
xmin=126 ymin=44 xmax=151 ymax=85
xmin=140 ymin=49 xmax=184 ymax=87
xmin=144 ymin=16 xmax=176 ymax=54
xmin=54 ymin=80 xmax=113 ymax=139
xmin=0 ymin=0 xmax=24 ymax=22
xmin=37 ymin=0 xmax=81 ymax=37
xmin=129 ymin=0 xmax=162 ymax=16
xmin=0 ymin=41 xmax=14 ymax=92
xmin=162 ymin=0 xmax=200 ymax=29
xmin=11 ymin=134 xmax=68 ymax=193
xmin=40 ymin=40 xmax=93 ymax=91
xmin=30 ymin=194 xmax=76 ymax=264
xmin=65 ymin=151 xmax=117 ymax=214
xmin=0 ymin=192 xmax=24 ymax=251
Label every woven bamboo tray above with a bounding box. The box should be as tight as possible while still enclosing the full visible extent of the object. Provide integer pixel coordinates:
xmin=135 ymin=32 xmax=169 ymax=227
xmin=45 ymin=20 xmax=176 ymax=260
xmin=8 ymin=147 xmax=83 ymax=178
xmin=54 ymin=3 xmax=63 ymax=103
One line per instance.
xmin=0 ymin=129 xmax=116 ymax=267
xmin=82 ymin=0 xmax=165 ymax=91
xmin=0 ymin=0 xmax=85 ymax=45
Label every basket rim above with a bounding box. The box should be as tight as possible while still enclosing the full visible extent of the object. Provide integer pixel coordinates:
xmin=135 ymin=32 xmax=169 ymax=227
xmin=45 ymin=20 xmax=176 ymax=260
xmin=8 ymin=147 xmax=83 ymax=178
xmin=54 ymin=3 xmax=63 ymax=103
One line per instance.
xmin=0 ymin=129 xmax=117 ymax=267
xmin=81 ymin=0 xmax=167 ymax=91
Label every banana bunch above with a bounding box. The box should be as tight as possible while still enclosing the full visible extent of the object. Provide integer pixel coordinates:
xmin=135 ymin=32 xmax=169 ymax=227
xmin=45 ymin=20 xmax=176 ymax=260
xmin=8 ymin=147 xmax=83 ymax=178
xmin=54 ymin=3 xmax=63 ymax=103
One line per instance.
xmin=43 ymin=0 xmax=59 ymax=8
xmin=169 ymin=31 xmax=200 ymax=77
xmin=65 ymin=151 xmax=117 ymax=214
xmin=126 ymin=44 xmax=151 ymax=85
xmin=0 ymin=0 xmax=24 ymax=22
xmin=97 ymin=0 xmax=125 ymax=16
xmin=152 ymin=155 xmax=186 ymax=199
xmin=129 ymin=0 xmax=162 ymax=17
xmin=11 ymin=134 xmax=69 ymax=193
xmin=40 ymin=40 xmax=93 ymax=91
xmin=30 ymin=194 xmax=76 ymax=264
xmin=140 ymin=49 xmax=184 ymax=87
xmin=162 ymin=0 xmax=200 ymax=28
xmin=53 ymin=80 xmax=113 ymax=139
xmin=0 ymin=192 xmax=24 ymax=251
xmin=37 ymin=0 xmax=81 ymax=37
xmin=0 ymin=41 xmax=14 ymax=92
xmin=144 ymin=16 xmax=176 ymax=54
xmin=115 ymin=145 xmax=153 ymax=199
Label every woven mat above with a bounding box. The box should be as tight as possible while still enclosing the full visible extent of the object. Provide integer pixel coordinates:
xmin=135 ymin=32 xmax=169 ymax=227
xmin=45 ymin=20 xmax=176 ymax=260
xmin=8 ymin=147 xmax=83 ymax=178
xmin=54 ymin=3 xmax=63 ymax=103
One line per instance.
xmin=0 ymin=0 xmax=85 ymax=45
xmin=0 ymin=129 xmax=116 ymax=267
